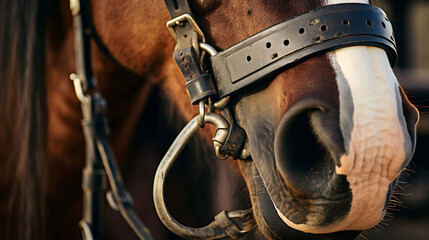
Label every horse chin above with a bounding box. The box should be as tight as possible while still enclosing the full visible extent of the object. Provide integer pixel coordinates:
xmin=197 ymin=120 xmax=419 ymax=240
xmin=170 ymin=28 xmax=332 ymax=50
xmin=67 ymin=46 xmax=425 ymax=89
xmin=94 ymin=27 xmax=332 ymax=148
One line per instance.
xmin=240 ymin=160 xmax=362 ymax=240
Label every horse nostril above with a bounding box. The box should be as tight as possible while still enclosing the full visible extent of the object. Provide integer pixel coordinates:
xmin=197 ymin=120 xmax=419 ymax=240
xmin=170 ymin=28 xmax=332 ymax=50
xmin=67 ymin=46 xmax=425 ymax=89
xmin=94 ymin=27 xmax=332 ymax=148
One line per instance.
xmin=274 ymin=99 xmax=347 ymax=197
xmin=275 ymin=109 xmax=329 ymax=196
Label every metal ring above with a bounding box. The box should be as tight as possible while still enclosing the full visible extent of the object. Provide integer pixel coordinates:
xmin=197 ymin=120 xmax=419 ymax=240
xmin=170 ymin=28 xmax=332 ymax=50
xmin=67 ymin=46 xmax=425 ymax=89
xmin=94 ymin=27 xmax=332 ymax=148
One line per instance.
xmin=199 ymin=42 xmax=218 ymax=56
xmin=192 ymin=33 xmax=200 ymax=60
xmin=153 ymin=113 xmax=256 ymax=239
xmin=198 ymin=101 xmax=205 ymax=127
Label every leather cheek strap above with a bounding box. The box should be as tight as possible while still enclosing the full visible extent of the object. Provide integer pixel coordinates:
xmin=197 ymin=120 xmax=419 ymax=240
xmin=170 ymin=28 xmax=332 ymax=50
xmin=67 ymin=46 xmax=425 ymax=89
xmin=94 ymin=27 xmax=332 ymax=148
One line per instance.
xmin=173 ymin=46 xmax=217 ymax=104
xmin=165 ymin=0 xmax=219 ymax=104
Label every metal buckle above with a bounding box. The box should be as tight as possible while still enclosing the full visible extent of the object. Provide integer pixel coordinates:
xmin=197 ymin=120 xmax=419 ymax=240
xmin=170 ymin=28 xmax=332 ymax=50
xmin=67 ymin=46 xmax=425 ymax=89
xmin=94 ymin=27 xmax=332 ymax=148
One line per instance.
xmin=166 ymin=14 xmax=205 ymax=42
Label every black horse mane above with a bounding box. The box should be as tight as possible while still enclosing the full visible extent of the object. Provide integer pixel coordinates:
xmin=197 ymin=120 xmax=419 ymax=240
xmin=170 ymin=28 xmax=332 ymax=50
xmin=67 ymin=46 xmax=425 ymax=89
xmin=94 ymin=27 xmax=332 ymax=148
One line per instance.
xmin=0 ymin=0 xmax=48 ymax=239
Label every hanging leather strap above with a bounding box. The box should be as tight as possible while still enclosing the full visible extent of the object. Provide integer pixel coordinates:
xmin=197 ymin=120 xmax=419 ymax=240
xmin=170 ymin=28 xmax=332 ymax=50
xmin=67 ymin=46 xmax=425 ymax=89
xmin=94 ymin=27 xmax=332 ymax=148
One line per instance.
xmin=69 ymin=1 xmax=153 ymax=239
xmin=164 ymin=0 xmax=218 ymax=104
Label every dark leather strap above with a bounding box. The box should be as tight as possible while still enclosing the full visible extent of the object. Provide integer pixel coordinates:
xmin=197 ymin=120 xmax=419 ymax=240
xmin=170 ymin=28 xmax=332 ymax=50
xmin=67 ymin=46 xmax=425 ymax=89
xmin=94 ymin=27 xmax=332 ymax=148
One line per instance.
xmin=164 ymin=0 xmax=193 ymax=18
xmin=72 ymin=0 xmax=96 ymax=92
xmin=211 ymin=3 xmax=398 ymax=98
xmin=82 ymin=168 xmax=107 ymax=191
xmin=71 ymin=1 xmax=154 ymax=239
xmin=165 ymin=0 xmax=218 ymax=104
xmin=173 ymin=47 xmax=217 ymax=104
xmin=74 ymin=0 xmax=116 ymax=65
xmin=71 ymin=1 xmax=105 ymax=238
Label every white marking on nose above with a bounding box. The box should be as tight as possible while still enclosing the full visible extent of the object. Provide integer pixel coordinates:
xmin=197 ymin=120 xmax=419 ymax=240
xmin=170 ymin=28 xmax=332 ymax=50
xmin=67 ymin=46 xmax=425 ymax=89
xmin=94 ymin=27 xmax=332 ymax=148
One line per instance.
xmin=328 ymin=45 xmax=412 ymax=231
xmin=323 ymin=1 xmax=412 ymax=233
xmin=331 ymin=47 xmax=411 ymax=179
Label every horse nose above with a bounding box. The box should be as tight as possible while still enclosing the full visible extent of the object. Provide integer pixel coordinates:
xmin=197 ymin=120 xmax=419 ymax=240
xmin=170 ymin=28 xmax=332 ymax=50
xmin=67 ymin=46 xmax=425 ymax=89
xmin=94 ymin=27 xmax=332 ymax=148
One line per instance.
xmin=273 ymin=93 xmax=419 ymax=198
xmin=274 ymin=98 xmax=348 ymax=197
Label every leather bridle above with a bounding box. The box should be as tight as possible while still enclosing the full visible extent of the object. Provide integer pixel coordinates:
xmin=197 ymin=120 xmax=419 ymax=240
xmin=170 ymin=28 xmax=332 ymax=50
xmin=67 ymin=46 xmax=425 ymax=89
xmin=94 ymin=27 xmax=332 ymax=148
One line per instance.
xmin=69 ymin=0 xmax=153 ymax=239
xmin=161 ymin=0 xmax=397 ymax=160
xmin=68 ymin=0 xmax=397 ymax=239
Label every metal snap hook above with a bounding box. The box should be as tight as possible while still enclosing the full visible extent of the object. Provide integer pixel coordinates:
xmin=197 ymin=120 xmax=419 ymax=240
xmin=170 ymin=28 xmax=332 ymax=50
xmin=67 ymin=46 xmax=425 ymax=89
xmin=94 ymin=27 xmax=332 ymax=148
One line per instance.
xmin=204 ymin=113 xmax=229 ymax=159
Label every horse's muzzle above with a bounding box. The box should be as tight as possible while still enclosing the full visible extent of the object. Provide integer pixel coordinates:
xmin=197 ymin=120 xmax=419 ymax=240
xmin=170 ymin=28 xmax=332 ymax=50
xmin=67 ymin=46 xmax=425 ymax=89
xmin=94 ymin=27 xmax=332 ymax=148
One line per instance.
xmin=271 ymin=94 xmax=418 ymax=234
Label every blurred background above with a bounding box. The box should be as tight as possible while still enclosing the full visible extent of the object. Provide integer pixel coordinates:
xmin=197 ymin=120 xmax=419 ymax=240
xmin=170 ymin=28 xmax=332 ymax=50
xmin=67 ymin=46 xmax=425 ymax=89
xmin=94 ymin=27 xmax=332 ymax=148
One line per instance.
xmin=366 ymin=0 xmax=429 ymax=239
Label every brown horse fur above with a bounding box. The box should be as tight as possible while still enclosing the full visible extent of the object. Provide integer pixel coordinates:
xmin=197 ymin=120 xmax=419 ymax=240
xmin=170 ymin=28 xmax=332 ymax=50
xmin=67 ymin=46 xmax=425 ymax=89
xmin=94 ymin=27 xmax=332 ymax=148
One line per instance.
xmin=0 ymin=0 xmax=419 ymax=239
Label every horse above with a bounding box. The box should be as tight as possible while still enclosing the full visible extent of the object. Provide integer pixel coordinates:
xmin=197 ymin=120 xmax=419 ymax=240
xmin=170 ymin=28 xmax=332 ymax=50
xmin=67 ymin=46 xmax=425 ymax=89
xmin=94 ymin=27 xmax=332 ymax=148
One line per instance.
xmin=0 ymin=0 xmax=419 ymax=239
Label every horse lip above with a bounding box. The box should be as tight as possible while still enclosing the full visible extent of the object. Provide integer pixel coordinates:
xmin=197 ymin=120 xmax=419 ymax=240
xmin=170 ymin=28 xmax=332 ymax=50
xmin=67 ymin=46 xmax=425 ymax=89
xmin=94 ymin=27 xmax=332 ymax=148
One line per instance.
xmin=243 ymin=160 xmax=360 ymax=240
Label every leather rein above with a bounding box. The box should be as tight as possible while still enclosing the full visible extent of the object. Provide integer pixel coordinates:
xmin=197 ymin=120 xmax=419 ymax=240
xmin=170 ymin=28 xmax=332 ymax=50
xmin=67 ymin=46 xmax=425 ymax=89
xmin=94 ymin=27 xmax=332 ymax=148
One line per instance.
xmin=68 ymin=0 xmax=397 ymax=239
